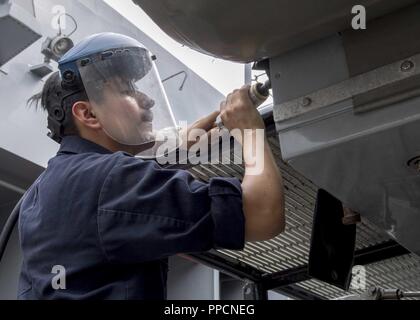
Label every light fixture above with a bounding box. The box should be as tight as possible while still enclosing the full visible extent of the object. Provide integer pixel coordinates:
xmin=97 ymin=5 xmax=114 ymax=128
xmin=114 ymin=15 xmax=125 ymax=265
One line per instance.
xmin=41 ymin=35 xmax=74 ymax=63
xmin=30 ymin=13 xmax=77 ymax=78
xmin=29 ymin=35 xmax=74 ymax=78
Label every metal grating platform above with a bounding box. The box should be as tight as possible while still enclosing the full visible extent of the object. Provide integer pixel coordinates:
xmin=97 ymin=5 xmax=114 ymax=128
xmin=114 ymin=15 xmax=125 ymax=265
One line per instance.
xmin=168 ymin=110 xmax=419 ymax=299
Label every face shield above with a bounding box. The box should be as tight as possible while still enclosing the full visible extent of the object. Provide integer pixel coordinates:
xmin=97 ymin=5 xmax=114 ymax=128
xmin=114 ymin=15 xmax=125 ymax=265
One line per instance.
xmin=77 ymin=46 xmax=178 ymax=158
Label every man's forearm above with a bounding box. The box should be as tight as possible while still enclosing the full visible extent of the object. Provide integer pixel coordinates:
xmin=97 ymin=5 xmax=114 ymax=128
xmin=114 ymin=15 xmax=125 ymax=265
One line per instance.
xmin=241 ymin=130 xmax=285 ymax=241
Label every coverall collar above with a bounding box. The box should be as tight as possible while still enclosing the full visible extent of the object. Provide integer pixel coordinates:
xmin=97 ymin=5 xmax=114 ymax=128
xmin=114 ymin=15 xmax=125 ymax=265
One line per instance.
xmin=58 ymin=135 xmax=113 ymax=155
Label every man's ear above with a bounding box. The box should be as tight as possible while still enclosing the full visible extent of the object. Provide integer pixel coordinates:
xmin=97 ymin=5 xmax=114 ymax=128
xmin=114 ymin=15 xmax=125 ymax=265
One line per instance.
xmin=72 ymin=101 xmax=101 ymax=130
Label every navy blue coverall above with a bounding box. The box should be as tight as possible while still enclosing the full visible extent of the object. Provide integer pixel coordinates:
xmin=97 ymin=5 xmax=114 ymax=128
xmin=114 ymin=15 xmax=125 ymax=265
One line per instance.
xmin=18 ymin=136 xmax=245 ymax=299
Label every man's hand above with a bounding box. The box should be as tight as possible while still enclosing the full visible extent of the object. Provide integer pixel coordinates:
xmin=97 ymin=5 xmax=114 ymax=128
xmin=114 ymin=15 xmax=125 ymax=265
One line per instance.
xmin=220 ymin=85 xmax=265 ymax=138
xmin=181 ymin=85 xmax=265 ymax=150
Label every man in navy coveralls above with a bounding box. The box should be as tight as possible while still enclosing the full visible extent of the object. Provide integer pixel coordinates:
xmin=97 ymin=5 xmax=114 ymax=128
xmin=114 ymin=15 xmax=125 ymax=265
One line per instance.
xmin=19 ymin=33 xmax=285 ymax=299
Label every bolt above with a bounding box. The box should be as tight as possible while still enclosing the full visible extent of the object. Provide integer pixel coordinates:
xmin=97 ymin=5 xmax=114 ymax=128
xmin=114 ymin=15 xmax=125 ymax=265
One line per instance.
xmin=400 ymin=60 xmax=414 ymax=72
xmin=302 ymin=97 xmax=312 ymax=107
xmin=274 ymin=72 xmax=281 ymax=79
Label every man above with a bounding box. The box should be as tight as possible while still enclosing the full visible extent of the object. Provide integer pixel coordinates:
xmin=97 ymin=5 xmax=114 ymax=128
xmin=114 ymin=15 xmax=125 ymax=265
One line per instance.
xmin=19 ymin=33 xmax=284 ymax=299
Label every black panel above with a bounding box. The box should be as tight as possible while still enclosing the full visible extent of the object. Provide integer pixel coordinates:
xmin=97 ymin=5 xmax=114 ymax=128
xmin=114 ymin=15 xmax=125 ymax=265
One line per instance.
xmin=308 ymin=189 xmax=356 ymax=290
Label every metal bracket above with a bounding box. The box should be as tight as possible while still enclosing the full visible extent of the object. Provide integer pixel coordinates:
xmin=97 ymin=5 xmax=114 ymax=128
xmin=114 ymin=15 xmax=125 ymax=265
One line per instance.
xmin=274 ymin=53 xmax=420 ymax=123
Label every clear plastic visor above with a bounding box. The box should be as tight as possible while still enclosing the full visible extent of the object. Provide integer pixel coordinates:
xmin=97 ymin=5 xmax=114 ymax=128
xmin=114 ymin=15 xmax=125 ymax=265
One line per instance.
xmin=77 ymin=47 xmax=178 ymax=157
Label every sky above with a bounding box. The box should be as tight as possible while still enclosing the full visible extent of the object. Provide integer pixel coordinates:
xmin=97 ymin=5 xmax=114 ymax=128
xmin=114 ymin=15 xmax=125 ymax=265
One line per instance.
xmin=103 ymin=0 xmax=246 ymax=96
